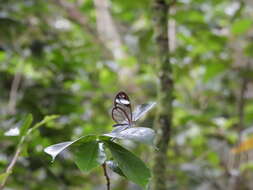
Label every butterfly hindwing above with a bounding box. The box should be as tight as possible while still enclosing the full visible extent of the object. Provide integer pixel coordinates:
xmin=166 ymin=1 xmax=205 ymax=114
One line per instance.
xmin=132 ymin=102 xmax=156 ymax=121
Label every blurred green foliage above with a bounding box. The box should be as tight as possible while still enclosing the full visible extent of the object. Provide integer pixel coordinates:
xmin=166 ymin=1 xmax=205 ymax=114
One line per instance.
xmin=1 ymin=0 xmax=253 ymax=189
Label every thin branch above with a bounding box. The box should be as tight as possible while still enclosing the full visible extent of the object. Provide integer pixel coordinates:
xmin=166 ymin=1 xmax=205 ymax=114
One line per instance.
xmin=93 ymin=0 xmax=126 ymax=60
xmin=7 ymin=44 xmax=24 ymax=115
xmin=238 ymin=67 xmax=248 ymax=131
xmin=8 ymin=72 xmax=22 ymax=114
xmin=0 ymin=138 xmax=23 ymax=189
xmin=102 ymin=162 xmax=110 ymax=190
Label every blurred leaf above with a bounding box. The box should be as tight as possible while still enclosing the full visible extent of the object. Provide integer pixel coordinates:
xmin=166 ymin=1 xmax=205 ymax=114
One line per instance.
xmin=231 ymin=19 xmax=252 ymax=35
xmin=0 ymin=51 xmax=6 ymax=61
xmin=20 ymin=114 xmax=33 ymax=137
xmin=244 ymin=42 xmax=253 ymax=57
xmin=20 ymin=144 xmax=29 ymax=157
xmin=174 ymin=10 xmax=204 ymax=23
xmin=0 ymin=173 xmax=9 ymax=184
xmin=104 ymin=140 xmax=151 ymax=188
xmin=240 ymin=162 xmax=253 ymax=172
xmin=203 ymin=63 xmax=227 ymax=82
xmin=207 ymin=151 xmax=219 ymax=166
xmin=31 ymin=115 xmax=59 ymax=132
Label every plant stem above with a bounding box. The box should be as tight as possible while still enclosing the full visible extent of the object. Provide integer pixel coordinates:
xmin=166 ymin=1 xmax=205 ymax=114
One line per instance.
xmin=8 ymin=72 xmax=22 ymax=114
xmin=102 ymin=163 xmax=110 ymax=190
xmin=0 ymin=138 xmax=23 ymax=189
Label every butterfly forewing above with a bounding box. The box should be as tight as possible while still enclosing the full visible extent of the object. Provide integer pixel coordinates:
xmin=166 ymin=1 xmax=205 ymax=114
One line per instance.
xmin=112 ymin=92 xmax=132 ymax=124
xmin=112 ymin=106 xmax=130 ymax=125
xmin=114 ymin=91 xmax=131 ymax=107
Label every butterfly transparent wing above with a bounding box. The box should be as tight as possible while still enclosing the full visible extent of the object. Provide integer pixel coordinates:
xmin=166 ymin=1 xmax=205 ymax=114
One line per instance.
xmin=114 ymin=92 xmax=132 ymax=122
xmin=111 ymin=124 xmax=130 ymax=133
xmin=132 ymin=102 xmax=156 ymax=121
xmin=116 ymin=104 xmax=132 ymax=122
xmin=112 ymin=107 xmax=130 ymax=125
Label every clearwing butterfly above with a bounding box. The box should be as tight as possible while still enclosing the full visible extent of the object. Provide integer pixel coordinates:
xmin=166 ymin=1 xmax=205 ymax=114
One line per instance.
xmin=111 ymin=91 xmax=156 ymax=131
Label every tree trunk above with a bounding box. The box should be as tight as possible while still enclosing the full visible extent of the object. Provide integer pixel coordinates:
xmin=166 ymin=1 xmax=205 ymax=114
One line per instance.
xmin=152 ymin=0 xmax=173 ymax=190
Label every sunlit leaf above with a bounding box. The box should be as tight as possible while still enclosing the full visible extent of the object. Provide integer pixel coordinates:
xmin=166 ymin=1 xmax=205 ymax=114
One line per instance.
xmin=104 ymin=140 xmax=151 ymax=188
xmin=44 ymin=141 xmax=75 ymax=162
xmin=4 ymin=127 xmax=20 ymax=136
xmin=105 ymin=127 xmax=155 ymax=146
xmin=44 ymin=135 xmax=96 ymax=162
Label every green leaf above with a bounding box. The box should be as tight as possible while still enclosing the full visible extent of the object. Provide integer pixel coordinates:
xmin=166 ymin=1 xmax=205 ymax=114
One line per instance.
xmin=0 ymin=51 xmax=6 ymax=61
xmin=231 ymin=19 xmax=252 ymax=35
xmin=73 ymin=140 xmax=106 ymax=172
xmin=104 ymin=141 xmax=151 ymax=188
xmin=20 ymin=114 xmax=33 ymax=137
xmin=240 ymin=161 xmax=253 ymax=172
xmin=203 ymin=63 xmax=227 ymax=82
xmin=0 ymin=173 xmax=9 ymax=184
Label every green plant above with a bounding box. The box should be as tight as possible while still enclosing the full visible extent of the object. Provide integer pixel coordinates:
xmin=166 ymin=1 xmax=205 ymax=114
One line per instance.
xmin=0 ymin=114 xmax=59 ymax=189
xmin=44 ymin=93 xmax=156 ymax=190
